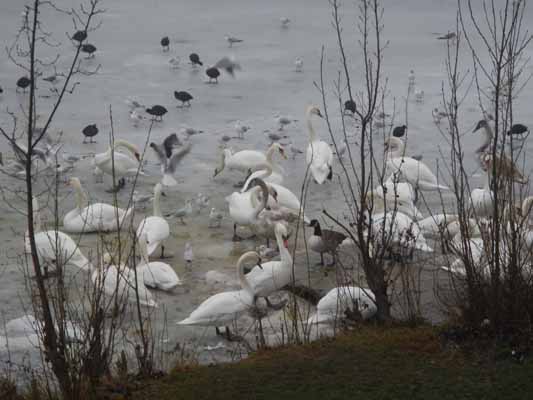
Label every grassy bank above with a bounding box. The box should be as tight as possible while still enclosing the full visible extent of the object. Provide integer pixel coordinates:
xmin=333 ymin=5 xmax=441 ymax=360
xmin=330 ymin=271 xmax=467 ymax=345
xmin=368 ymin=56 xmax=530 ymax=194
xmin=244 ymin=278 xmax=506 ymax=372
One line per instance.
xmin=130 ymin=325 xmax=532 ymax=400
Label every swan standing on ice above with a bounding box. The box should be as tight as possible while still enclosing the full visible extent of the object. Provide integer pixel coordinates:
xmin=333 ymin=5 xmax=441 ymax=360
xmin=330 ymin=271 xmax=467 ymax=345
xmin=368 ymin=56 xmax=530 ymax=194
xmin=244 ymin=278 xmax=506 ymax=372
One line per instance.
xmin=246 ymin=223 xmax=292 ymax=309
xmin=177 ymin=251 xmax=263 ymax=339
xmin=92 ymin=253 xmax=157 ymax=308
xmin=150 ymin=140 xmax=192 ymax=187
xmin=305 ymin=106 xmax=333 ymax=184
xmin=214 ymin=142 xmax=287 ymax=178
xmin=92 ymin=139 xmax=143 ymax=191
xmin=307 ymin=286 xmax=377 ymax=326
xmin=63 ymin=177 xmax=133 ymax=233
xmin=26 ymin=197 xmax=92 ymax=273
xmin=136 ymin=183 xmax=170 ymax=258
xmin=136 ymin=233 xmax=181 ymax=291
xmin=240 ymin=143 xmax=287 ymax=188
xmin=384 ymin=137 xmax=449 ymax=202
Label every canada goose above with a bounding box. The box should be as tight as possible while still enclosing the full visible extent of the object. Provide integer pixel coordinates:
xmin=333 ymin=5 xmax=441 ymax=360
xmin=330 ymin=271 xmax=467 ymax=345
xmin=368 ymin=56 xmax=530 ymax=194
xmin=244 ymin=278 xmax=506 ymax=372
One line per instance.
xmin=308 ymin=219 xmax=347 ymax=266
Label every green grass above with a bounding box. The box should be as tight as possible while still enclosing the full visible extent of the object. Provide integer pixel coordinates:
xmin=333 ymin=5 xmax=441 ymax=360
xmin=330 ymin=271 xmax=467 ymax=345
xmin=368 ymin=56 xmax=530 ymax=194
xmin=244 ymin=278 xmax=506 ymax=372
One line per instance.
xmin=131 ymin=326 xmax=532 ymax=400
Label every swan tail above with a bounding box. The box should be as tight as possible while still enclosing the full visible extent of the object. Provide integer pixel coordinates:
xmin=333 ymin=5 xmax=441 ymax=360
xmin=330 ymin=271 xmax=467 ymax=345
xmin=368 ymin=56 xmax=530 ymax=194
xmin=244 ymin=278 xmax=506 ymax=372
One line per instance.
xmin=177 ymin=317 xmax=195 ymax=325
xmin=162 ymin=174 xmax=178 ymax=187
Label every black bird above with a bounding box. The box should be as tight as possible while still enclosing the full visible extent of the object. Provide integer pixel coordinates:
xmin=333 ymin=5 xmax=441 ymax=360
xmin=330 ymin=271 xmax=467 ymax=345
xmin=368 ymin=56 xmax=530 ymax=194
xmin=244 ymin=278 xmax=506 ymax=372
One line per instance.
xmin=160 ymin=36 xmax=170 ymax=52
xmin=344 ymin=99 xmax=356 ymax=114
xmin=189 ymin=53 xmax=203 ymax=66
xmin=81 ymin=43 xmax=97 ymax=58
xmin=146 ymin=105 xmax=168 ymax=121
xmin=72 ymin=30 xmax=87 ymax=43
xmin=507 ymin=123 xmax=528 ymax=136
xmin=174 ymin=91 xmax=193 ymax=107
xmin=0 ymin=85 xmax=3 ymax=95
xmin=82 ymin=124 xmax=98 ymax=143
xmin=206 ymin=67 xmax=220 ymax=83
xmin=392 ymin=125 xmax=407 ymax=138
xmin=16 ymin=77 xmax=31 ymax=92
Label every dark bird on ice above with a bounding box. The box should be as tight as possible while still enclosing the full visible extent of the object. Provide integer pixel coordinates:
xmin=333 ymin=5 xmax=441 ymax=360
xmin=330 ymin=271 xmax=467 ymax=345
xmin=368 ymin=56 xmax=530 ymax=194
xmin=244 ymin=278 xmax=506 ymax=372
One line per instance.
xmin=507 ymin=123 xmax=528 ymax=137
xmin=174 ymin=91 xmax=193 ymax=107
xmin=392 ymin=125 xmax=407 ymax=138
xmin=16 ymin=77 xmax=31 ymax=92
xmin=71 ymin=30 xmax=87 ymax=43
xmin=206 ymin=67 xmax=220 ymax=83
xmin=160 ymin=36 xmax=170 ymax=51
xmin=82 ymin=124 xmax=99 ymax=143
xmin=81 ymin=43 xmax=97 ymax=58
xmin=146 ymin=105 xmax=168 ymax=121
xmin=344 ymin=99 xmax=356 ymax=114
xmin=189 ymin=53 xmax=203 ymax=66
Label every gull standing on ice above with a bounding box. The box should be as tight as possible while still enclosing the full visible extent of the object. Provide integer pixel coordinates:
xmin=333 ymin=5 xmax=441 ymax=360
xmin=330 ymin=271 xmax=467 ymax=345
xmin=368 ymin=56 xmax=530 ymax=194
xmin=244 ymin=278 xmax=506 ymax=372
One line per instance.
xmin=225 ymin=34 xmax=243 ymax=47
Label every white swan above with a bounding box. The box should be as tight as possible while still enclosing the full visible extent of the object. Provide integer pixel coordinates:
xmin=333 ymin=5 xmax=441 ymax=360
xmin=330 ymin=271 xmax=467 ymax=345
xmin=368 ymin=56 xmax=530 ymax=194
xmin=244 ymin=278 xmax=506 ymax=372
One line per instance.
xmin=384 ymin=137 xmax=449 ymax=195
xmin=416 ymin=213 xmax=459 ymax=239
xmin=365 ymin=191 xmax=432 ymax=255
xmin=241 ymin=143 xmax=287 ymax=188
xmin=246 ymin=223 xmax=292 ymax=301
xmin=374 ymin=177 xmax=422 ymax=220
xmin=26 ymin=197 xmax=91 ymax=272
xmin=307 ymin=286 xmax=377 ymax=325
xmin=136 ymin=233 xmax=181 ymax=291
xmin=92 ymin=253 xmax=157 ymax=308
xmin=214 ymin=142 xmax=286 ymax=177
xmin=226 ymin=179 xmax=270 ymax=241
xmin=136 ymin=183 xmax=170 ymax=257
xmin=92 ymin=139 xmax=143 ymax=186
xmin=306 ymin=106 xmax=333 ymax=184
xmin=177 ymin=251 xmax=262 ymax=335
xmin=63 ymin=177 xmax=133 ymax=233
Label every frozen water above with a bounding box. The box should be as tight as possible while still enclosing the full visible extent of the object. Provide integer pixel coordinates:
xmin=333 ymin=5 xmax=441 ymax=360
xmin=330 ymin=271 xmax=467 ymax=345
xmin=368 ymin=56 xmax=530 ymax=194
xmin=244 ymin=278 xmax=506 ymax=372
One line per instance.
xmin=0 ymin=0 xmax=532 ymax=369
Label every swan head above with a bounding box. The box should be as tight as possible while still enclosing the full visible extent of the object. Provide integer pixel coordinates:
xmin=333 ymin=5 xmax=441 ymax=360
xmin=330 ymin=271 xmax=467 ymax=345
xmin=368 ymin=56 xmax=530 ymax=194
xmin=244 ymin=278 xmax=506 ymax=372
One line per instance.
xmin=248 ymin=178 xmax=278 ymax=202
xmin=473 ymin=119 xmax=488 ymax=132
xmin=306 ymin=105 xmax=323 ymax=118
xmin=383 ymin=137 xmax=403 ymax=155
xmin=271 ymin=143 xmax=288 ymax=160
xmin=275 ymin=223 xmax=290 ymax=248
xmin=67 ymin=177 xmax=82 ymax=188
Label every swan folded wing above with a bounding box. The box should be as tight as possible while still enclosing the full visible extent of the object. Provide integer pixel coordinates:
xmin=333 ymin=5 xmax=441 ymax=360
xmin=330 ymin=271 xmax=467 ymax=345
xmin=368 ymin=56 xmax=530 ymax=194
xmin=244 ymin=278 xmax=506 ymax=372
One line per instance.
xmin=178 ymin=290 xmax=252 ymax=325
xmin=246 ymin=262 xmax=289 ymax=296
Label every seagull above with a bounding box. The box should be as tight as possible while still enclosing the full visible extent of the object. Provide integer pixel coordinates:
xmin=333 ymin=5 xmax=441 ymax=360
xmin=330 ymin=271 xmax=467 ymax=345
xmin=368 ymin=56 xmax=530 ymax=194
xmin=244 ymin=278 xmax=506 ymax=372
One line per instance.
xmin=160 ymin=133 xmax=181 ymax=157
xmin=225 ymin=35 xmax=243 ymax=47
xmin=432 ymin=108 xmax=449 ymax=124
xmin=125 ymin=97 xmax=144 ymax=110
xmin=130 ymin=109 xmax=144 ymax=127
xmin=235 ymin=120 xmax=250 ymax=139
xmin=150 ymin=140 xmax=192 ymax=186
xmin=276 ymin=115 xmax=293 ymax=131
xmin=168 ymin=57 xmax=180 ymax=69
xmin=214 ymin=56 xmax=241 ymax=77
xmin=414 ymin=88 xmax=424 ymax=103
xmin=133 ymin=191 xmax=152 ymax=209
xmin=437 ymin=32 xmax=457 ymax=40
xmin=184 ymin=242 xmax=193 ymax=265
xmin=195 ymin=193 xmax=210 ymax=213
xmin=180 ymin=125 xmax=203 ymax=136
xmin=280 ymin=17 xmax=291 ymax=28
xmin=287 ymin=141 xmax=303 ymax=159
xmin=294 ymin=57 xmax=303 ymax=72
xmin=167 ymin=200 xmax=193 ymax=224
xmin=266 ymin=131 xmax=287 ymax=142
xmin=208 ymin=207 xmax=223 ymax=228
xmin=160 ymin=36 xmax=170 ymax=51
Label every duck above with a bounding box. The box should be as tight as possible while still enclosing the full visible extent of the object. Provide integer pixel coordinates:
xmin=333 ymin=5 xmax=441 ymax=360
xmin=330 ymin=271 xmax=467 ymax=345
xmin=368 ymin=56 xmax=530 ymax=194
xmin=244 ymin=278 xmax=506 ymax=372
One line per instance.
xmin=246 ymin=223 xmax=292 ymax=307
xmin=92 ymin=139 xmax=142 ymax=190
xmin=473 ymin=119 xmax=527 ymax=184
xmin=307 ymin=286 xmax=377 ymax=325
xmin=150 ymin=140 xmax=191 ymax=187
xmin=214 ymin=142 xmax=287 ymax=178
xmin=136 ymin=183 xmax=170 ymax=258
xmin=136 ymin=233 xmax=181 ymax=291
xmin=384 ymin=137 xmax=449 ymax=201
xmin=63 ymin=177 xmax=133 ymax=233
xmin=92 ymin=253 xmax=157 ymax=308
xmin=177 ymin=251 xmax=263 ymax=338
xmin=305 ymin=106 xmax=333 ymax=184
xmin=226 ymin=178 xmax=271 ymax=241
xmin=308 ymin=219 xmax=347 ymax=266
xmin=26 ymin=196 xmax=92 ymax=273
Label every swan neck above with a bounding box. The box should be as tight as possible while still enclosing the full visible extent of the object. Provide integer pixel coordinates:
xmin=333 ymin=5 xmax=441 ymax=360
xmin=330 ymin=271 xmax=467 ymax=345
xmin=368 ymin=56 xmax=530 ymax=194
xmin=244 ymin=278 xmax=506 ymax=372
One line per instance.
xmin=307 ymin=113 xmax=317 ymax=142
xmin=32 ymin=197 xmax=42 ymax=232
xmin=477 ymin=125 xmax=493 ymax=154
xmin=237 ymin=252 xmax=255 ymax=294
xmin=153 ymin=187 xmax=162 ymax=217
xmin=253 ymin=183 xmax=268 ymax=218
xmin=72 ymin=181 xmax=88 ymax=210
xmin=275 ymin=227 xmax=290 ymax=263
